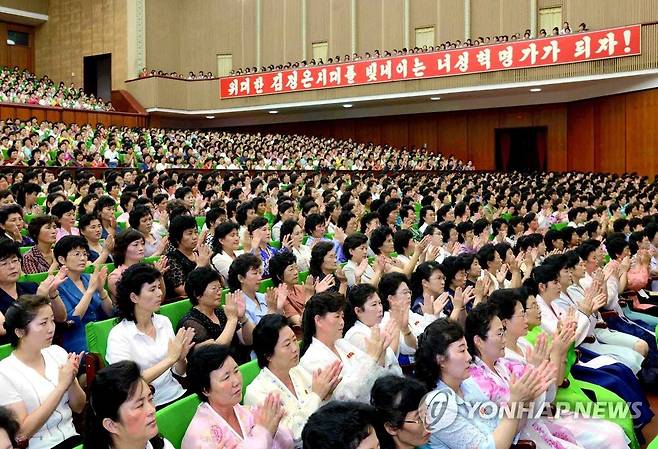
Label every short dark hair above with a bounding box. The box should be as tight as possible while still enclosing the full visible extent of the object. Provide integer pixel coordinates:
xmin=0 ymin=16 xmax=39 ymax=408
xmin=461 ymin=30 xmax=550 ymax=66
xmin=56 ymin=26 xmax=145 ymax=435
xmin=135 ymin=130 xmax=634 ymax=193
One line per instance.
xmin=304 ymin=213 xmax=325 ymax=235
xmin=309 ymin=241 xmax=335 ymax=279
xmin=115 ymin=264 xmax=162 ymax=322
xmin=94 ymin=195 xmax=116 ymax=214
xmin=302 ymin=401 xmax=378 ymax=449
xmin=342 ymin=233 xmax=368 ymax=260
xmin=370 ymin=226 xmax=393 ymax=255
xmin=268 ymin=251 xmax=297 ymax=286
xmin=169 ymin=214 xmax=197 ymax=248
xmin=253 ymin=314 xmax=291 ymax=368
xmin=187 ymin=344 xmax=233 ymax=402
xmin=50 ymin=200 xmax=76 ymax=220
xmin=0 ymin=204 xmax=23 ymax=225
xmin=54 ymin=235 xmax=89 ymax=265
xmin=112 ymin=228 xmax=145 ymax=266
xmin=27 ymin=214 xmax=58 ymax=242
xmin=301 ymin=292 xmax=345 ymax=355
xmin=247 ymin=216 xmax=269 ymax=234
xmin=0 ymin=238 xmax=21 ymax=262
xmin=185 ymin=267 xmax=222 ymax=306
xmin=212 ymin=221 xmax=239 ymax=254
xmin=228 ymin=253 xmax=262 ymax=292
xmin=393 ymin=229 xmax=414 ymax=254
xmin=78 ymin=213 xmax=100 ymax=231
xmin=4 ymin=294 xmax=52 ymax=347
xmin=128 ymin=205 xmax=153 ymax=230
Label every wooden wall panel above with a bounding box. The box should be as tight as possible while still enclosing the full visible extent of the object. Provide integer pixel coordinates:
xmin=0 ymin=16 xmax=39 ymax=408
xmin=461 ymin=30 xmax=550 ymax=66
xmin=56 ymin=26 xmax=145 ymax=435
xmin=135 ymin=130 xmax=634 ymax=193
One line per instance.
xmin=437 ymin=112 xmax=468 ymax=162
xmin=408 ymin=114 xmax=438 ymax=152
xmin=381 ymin=118 xmax=408 ymax=149
xmin=535 ymin=104 xmax=567 ymax=172
xmin=625 ymin=89 xmax=658 ymax=176
xmin=467 ymin=111 xmax=498 ymax=169
xmin=593 ymin=96 xmax=626 ymax=173
xmin=32 ymin=109 xmax=45 ymax=122
xmin=566 ymin=102 xmax=594 ymax=172
xmin=61 ymin=110 xmax=75 ymax=124
xmin=354 ymin=117 xmax=382 ymax=144
xmin=46 ymin=109 xmax=60 ymax=123
xmin=74 ymin=111 xmax=87 ymax=126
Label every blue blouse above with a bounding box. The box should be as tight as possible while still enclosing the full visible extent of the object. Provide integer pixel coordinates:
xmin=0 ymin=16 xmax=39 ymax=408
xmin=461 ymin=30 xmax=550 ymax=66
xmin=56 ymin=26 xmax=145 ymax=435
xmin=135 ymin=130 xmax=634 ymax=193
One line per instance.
xmin=57 ymin=274 xmax=110 ymax=353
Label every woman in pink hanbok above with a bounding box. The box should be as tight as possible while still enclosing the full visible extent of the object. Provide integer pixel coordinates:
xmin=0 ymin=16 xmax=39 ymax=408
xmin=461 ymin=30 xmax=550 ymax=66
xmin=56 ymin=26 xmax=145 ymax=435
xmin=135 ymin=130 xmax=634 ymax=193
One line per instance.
xmin=464 ymin=302 xmax=629 ymax=449
xmin=182 ymin=344 xmax=294 ymax=449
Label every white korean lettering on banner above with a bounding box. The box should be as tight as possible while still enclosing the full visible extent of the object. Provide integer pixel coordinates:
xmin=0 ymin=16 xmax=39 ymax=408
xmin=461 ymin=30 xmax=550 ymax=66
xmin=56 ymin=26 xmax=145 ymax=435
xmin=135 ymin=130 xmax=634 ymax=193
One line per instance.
xmin=412 ymin=57 xmax=426 ymax=77
xmin=345 ymin=65 xmax=357 ymax=84
xmin=366 ymin=62 xmax=378 ymax=81
xmin=574 ymin=35 xmax=591 ymax=58
xmin=315 ymin=68 xmax=327 ymax=86
xmin=498 ymin=46 xmax=514 ymax=67
xmin=476 ymin=48 xmax=491 ymax=70
xmin=271 ymin=72 xmax=283 ymax=92
xmin=437 ymin=54 xmax=451 ymax=73
xmin=380 ymin=60 xmax=392 ymax=79
xmin=596 ymin=32 xmax=618 ymax=56
xmin=301 ymin=70 xmax=313 ymax=88
xmin=239 ymin=78 xmax=250 ymax=94
xmin=228 ymin=79 xmax=239 ymax=96
xmin=520 ymin=42 xmax=539 ymax=65
xmin=329 ymin=67 xmax=342 ymax=84
xmin=253 ymin=76 xmax=264 ymax=94
xmin=395 ymin=58 xmax=408 ymax=77
xmin=541 ymin=41 xmax=560 ymax=62
xmin=454 ymin=51 xmax=469 ymax=72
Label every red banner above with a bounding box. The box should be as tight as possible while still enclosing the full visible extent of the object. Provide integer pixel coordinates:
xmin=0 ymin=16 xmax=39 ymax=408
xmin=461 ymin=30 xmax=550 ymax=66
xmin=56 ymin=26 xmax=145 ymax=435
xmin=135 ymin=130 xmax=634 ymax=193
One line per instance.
xmin=219 ymin=24 xmax=641 ymax=99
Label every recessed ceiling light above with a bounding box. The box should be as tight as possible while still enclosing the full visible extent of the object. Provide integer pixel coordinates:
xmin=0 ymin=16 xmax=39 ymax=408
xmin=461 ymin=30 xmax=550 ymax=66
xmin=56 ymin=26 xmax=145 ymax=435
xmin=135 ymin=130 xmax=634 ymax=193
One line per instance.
xmin=430 ymin=96 xmax=441 ymax=100
xmin=268 ymin=110 xmax=279 ymax=114
xmin=529 ymin=88 xmax=542 ymax=92
xmin=205 ymin=115 xmax=215 ymax=119
xmin=342 ymin=104 xmax=353 ymax=108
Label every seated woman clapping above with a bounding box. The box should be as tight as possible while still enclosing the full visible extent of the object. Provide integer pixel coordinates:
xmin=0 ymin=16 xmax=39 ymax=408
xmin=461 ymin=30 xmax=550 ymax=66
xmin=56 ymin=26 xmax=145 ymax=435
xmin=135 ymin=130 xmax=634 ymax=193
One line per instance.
xmin=182 ymin=344 xmax=294 ymax=449
xmin=298 ymin=292 xmax=390 ymax=403
xmin=245 ymin=314 xmax=341 ymax=442
xmin=344 ymin=284 xmax=403 ymax=375
xmin=415 ymin=318 xmax=551 ymax=449
xmin=84 ymin=361 xmax=177 ymax=449
xmin=0 ymin=295 xmax=86 ymax=449
xmin=177 ymin=267 xmax=253 ymax=364
xmin=106 ymin=264 xmax=194 ymax=408
xmin=54 ymin=236 xmax=114 ymax=353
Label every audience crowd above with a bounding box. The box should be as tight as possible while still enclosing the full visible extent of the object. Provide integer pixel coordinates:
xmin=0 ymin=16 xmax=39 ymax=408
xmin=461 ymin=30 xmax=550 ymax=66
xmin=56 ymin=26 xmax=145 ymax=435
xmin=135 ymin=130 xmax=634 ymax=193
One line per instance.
xmin=0 ymin=150 xmax=655 ymax=449
xmin=140 ymin=21 xmax=587 ymax=78
xmin=0 ymin=67 xmax=114 ymax=111
xmin=0 ymin=118 xmax=473 ymax=170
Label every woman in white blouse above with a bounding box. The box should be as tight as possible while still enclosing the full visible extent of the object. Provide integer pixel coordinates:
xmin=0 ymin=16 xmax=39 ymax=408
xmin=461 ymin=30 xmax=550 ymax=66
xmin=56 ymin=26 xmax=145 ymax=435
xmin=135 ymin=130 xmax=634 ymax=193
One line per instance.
xmin=343 ymin=284 xmax=403 ymax=375
xmin=211 ymin=221 xmax=244 ymax=282
xmin=279 ymin=220 xmax=311 ymax=272
xmin=244 ymin=314 xmax=341 ymax=442
xmin=106 ymin=263 xmax=195 ymax=408
xmin=298 ymin=292 xmax=389 ymax=403
xmin=0 ymin=294 xmax=86 ymax=449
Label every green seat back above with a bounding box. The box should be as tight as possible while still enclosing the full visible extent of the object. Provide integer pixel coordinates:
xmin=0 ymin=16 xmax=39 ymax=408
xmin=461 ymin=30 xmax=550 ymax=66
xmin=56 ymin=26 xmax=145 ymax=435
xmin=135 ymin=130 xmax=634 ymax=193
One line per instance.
xmin=501 ymin=212 xmax=512 ymax=222
xmin=36 ymin=196 xmax=46 ymax=206
xmin=117 ymin=221 xmax=127 ymax=231
xmin=195 ymin=216 xmax=205 ymax=230
xmin=24 ymin=214 xmax=34 ymax=224
xmin=143 ymin=255 xmax=161 ymax=264
xmin=19 ymin=246 xmax=32 ymax=254
xmin=552 ymin=222 xmax=568 ymax=231
xmin=298 ymin=270 xmax=310 ymax=283
xmin=156 ymin=394 xmax=201 ymax=449
xmin=18 ymin=272 xmax=49 ymax=284
xmin=647 ymin=436 xmax=658 ymax=449
xmin=258 ymin=278 xmax=274 ymax=293
xmin=302 ymin=235 xmax=309 ymax=245
xmin=160 ymin=299 xmax=193 ymax=330
xmin=85 ymin=318 xmax=118 ymax=364
xmin=239 ymin=359 xmax=261 ymax=399
xmin=264 ymin=211 xmax=276 ymax=226
xmin=0 ymin=343 xmax=12 ymax=361
xmin=270 ymin=240 xmax=281 ymax=249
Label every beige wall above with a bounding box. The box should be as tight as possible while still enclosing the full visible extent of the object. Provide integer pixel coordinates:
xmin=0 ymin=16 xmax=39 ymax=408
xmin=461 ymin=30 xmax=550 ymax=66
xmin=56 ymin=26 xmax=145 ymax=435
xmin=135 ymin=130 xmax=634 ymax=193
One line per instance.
xmin=34 ymin=0 xmax=127 ymax=90
xmin=141 ymin=0 xmax=658 ymax=78
xmin=0 ymin=0 xmax=48 ymax=15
